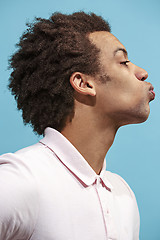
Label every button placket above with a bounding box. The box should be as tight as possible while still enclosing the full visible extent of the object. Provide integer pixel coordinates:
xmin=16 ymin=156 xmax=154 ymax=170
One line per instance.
xmin=98 ymin=179 xmax=118 ymax=240
xmin=93 ymin=177 xmax=108 ymax=239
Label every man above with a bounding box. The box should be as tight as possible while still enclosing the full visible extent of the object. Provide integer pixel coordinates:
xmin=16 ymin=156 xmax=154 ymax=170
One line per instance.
xmin=0 ymin=12 xmax=155 ymax=240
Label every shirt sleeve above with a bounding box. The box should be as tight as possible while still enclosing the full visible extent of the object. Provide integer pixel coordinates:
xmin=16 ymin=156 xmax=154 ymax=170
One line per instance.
xmin=0 ymin=153 xmax=39 ymax=240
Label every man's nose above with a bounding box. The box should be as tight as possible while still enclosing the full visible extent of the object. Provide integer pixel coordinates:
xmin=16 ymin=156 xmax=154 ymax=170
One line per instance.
xmin=135 ymin=66 xmax=148 ymax=81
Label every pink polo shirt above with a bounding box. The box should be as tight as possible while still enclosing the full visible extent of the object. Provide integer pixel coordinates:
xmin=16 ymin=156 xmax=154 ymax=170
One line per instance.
xmin=0 ymin=127 xmax=140 ymax=240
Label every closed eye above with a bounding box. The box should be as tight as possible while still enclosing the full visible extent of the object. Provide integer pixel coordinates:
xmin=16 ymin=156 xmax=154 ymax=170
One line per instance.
xmin=120 ymin=60 xmax=130 ymax=66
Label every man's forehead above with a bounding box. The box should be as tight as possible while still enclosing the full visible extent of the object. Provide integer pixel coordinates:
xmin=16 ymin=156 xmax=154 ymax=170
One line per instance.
xmin=88 ymin=31 xmax=125 ymax=55
xmin=89 ymin=31 xmax=116 ymax=41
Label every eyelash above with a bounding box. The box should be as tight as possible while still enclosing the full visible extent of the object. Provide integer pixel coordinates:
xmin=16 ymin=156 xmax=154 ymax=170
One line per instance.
xmin=120 ymin=60 xmax=130 ymax=66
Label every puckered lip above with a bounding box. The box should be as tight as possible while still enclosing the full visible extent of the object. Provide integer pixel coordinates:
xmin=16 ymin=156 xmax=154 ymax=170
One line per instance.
xmin=149 ymin=84 xmax=155 ymax=100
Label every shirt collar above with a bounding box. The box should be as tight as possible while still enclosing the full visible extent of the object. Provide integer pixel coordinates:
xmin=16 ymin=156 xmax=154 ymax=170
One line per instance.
xmin=40 ymin=127 xmax=113 ymax=191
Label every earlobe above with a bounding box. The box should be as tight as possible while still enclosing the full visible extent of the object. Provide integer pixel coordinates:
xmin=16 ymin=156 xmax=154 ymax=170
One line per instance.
xmin=70 ymin=72 xmax=96 ymax=96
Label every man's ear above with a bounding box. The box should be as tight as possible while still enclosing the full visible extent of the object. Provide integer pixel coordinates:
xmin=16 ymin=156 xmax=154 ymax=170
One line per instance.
xmin=70 ymin=72 xmax=96 ymax=96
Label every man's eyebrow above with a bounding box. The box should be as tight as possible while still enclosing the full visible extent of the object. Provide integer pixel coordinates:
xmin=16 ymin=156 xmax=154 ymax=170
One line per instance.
xmin=114 ymin=48 xmax=128 ymax=57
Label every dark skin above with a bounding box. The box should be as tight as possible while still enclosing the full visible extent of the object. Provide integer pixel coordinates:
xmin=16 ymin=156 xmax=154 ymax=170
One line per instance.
xmin=61 ymin=31 xmax=154 ymax=174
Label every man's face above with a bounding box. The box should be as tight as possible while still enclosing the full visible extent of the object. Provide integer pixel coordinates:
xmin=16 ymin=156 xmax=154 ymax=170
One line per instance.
xmin=89 ymin=31 xmax=155 ymax=127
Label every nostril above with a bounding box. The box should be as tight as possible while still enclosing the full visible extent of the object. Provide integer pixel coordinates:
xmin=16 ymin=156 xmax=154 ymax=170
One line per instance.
xmin=135 ymin=68 xmax=148 ymax=81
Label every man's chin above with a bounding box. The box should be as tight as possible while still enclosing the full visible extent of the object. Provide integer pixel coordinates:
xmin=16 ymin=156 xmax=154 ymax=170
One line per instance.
xmin=120 ymin=110 xmax=150 ymax=127
xmin=138 ymin=107 xmax=150 ymax=123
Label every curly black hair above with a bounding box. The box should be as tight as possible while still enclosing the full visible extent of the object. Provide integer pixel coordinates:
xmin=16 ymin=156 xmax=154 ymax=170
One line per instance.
xmin=8 ymin=12 xmax=111 ymax=135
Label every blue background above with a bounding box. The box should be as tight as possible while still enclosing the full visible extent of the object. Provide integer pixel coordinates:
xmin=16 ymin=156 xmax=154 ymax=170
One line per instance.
xmin=0 ymin=0 xmax=160 ymax=239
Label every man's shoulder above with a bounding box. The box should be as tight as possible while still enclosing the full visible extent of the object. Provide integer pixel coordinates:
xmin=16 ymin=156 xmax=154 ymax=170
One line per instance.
xmin=0 ymin=140 xmax=60 ymax=186
xmin=0 ymin=142 xmax=42 ymax=193
xmin=0 ymin=144 xmax=40 ymax=239
xmin=0 ymin=142 xmax=46 ymax=166
xmin=15 ymin=141 xmax=44 ymax=157
xmin=0 ymin=142 xmax=46 ymax=194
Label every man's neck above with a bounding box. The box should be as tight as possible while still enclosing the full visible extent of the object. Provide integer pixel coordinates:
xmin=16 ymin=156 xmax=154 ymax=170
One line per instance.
xmin=61 ymin=115 xmax=117 ymax=175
